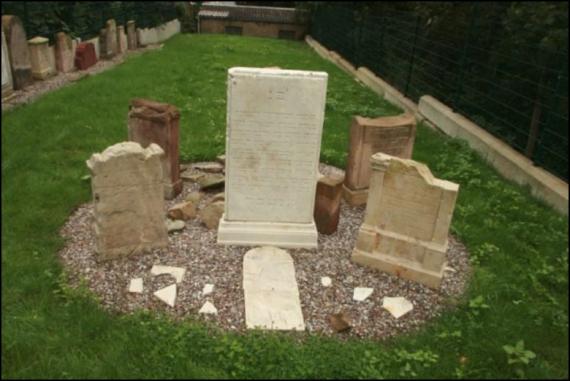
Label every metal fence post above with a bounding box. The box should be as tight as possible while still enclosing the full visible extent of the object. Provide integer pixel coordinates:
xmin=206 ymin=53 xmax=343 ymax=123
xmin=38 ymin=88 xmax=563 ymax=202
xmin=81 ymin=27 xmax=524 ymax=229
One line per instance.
xmin=404 ymin=15 xmax=421 ymax=97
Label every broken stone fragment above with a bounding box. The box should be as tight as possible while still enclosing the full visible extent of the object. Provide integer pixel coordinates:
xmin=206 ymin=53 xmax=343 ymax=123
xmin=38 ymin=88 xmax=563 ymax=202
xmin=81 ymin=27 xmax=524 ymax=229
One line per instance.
xmin=185 ymin=191 xmax=203 ymax=203
xmin=167 ymin=201 xmax=197 ymax=220
xmin=353 ymin=287 xmax=373 ymax=302
xmin=166 ymin=219 xmax=185 ymax=232
xmin=181 ymin=170 xmax=205 ymax=182
xmin=197 ymin=173 xmax=225 ymax=190
xmin=192 ymin=161 xmax=224 ymax=173
xmin=199 ymin=301 xmax=218 ymax=315
xmin=382 ymin=296 xmax=413 ymax=319
xmin=202 ymin=283 xmax=214 ymax=296
xmin=216 ymin=154 xmax=225 ymax=165
xmin=321 ymin=276 xmax=332 ymax=287
xmin=199 ymin=201 xmax=225 ymax=229
xmin=128 ymin=278 xmax=143 ymax=293
xmin=150 ymin=265 xmax=186 ymax=283
xmin=154 ymin=283 xmax=177 ymax=307
xmin=211 ymin=192 xmax=225 ymax=203
xmin=329 ymin=312 xmax=352 ymax=333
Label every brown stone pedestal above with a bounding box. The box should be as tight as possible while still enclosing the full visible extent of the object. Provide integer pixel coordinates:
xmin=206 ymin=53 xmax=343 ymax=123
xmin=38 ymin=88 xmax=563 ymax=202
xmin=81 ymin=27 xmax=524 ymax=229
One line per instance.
xmin=314 ymin=171 xmax=345 ymax=235
xmin=343 ymin=113 xmax=416 ymax=206
xmin=128 ymin=98 xmax=182 ymax=199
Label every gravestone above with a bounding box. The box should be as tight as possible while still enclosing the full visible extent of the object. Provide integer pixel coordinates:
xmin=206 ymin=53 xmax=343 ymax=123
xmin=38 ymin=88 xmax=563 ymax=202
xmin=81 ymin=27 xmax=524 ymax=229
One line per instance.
xmin=28 ymin=36 xmax=55 ymax=79
xmin=127 ymin=20 xmax=137 ymax=50
xmin=117 ymin=25 xmax=127 ymax=53
xmin=343 ymin=114 xmax=416 ymax=206
xmin=55 ymin=32 xmax=75 ymax=73
xmin=217 ymin=67 xmax=328 ymax=249
xmin=243 ymin=246 xmax=305 ymax=330
xmin=2 ymin=15 xmax=33 ymax=90
xmin=101 ymin=19 xmax=117 ymax=59
xmin=85 ymin=36 xmax=100 ymax=60
xmin=128 ymin=98 xmax=182 ymax=199
xmin=75 ymin=42 xmax=97 ymax=70
xmin=1 ymin=29 xmax=14 ymax=98
xmin=351 ymin=152 xmax=459 ymax=289
xmin=86 ymin=142 xmax=168 ymax=260
xmin=314 ymin=170 xmax=345 ymax=235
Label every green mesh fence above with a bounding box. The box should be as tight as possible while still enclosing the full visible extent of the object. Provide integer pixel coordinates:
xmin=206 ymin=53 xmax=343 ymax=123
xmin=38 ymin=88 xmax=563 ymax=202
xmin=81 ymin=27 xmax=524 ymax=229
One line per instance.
xmin=311 ymin=4 xmax=568 ymax=181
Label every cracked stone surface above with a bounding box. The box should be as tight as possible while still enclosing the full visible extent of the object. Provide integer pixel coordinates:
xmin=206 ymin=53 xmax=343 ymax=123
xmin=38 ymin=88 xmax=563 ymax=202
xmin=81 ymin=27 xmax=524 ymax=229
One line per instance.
xmin=243 ymin=246 xmax=305 ymax=331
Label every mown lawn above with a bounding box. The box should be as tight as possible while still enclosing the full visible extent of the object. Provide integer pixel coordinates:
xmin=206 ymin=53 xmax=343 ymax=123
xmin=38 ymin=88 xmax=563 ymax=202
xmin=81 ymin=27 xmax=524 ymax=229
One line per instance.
xmin=2 ymin=34 xmax=568 ymax=379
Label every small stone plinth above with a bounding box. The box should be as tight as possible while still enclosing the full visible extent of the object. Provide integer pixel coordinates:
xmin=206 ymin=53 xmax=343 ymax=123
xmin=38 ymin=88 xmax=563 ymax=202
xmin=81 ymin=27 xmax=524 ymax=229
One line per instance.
xmin=351 ymin=152 xmax=459 ymax=289
xmin=86 ymin=142 xmax=168 ymax=260
xmin=28 ymin=36 xmax=54 ymax=80
xmin=128 ymin=98 xmax=182 ymax=199
xmin=314 ymin=169 xmax=345 ymax=235
xmin=344 ymin=113 xmax=416 ymax=206
xmin=75 ymin=42 xmax=97 ymax=70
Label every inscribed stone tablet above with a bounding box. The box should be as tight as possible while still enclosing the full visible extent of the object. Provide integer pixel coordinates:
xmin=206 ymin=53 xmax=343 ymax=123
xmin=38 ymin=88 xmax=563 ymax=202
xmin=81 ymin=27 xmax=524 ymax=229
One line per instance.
xmin=225 ymin=67 xmax=327 ymax=224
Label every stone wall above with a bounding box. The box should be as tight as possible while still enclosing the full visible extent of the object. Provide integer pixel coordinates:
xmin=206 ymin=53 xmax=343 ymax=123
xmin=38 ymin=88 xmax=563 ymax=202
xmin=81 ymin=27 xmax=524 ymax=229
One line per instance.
xmin=200 ymin=19 xmax=307 ymax=40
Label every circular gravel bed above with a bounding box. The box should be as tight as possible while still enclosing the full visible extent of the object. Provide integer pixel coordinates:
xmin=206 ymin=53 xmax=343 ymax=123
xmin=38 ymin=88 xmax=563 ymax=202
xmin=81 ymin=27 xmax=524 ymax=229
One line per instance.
xmin=58 ymin=163 xmax=471 ymax=341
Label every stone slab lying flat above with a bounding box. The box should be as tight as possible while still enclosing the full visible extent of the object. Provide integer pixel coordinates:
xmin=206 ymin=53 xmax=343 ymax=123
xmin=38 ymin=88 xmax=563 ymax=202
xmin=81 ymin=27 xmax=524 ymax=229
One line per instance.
xmin=128 ymin=278 xmax=143 ymax=293
xmin=382 ymin=296 xmax=413 ymax=319
xmin=150 ymin=265 xmax=186 ymax=283
xmin=243 ymin=247 xmax=305 ymax=331
xmin=154 ymin=283 xmax=176 ymax=307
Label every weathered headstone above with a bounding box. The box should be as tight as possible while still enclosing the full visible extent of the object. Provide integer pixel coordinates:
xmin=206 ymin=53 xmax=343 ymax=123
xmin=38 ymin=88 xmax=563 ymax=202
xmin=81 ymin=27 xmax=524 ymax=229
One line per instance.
xmin=2 ymin=15 xmax=33 ymax=89
xmin=243 ymin=246 xmax=305 ymax=330
xmin=128 ymin=98 xmax=182 ymax=199
xmin=75 ymin=42 xmax=97 ymax=70
xmin=101 ymin=19 xmax=117 ymax=59
xmin=117 ymin=25 xmax=127 ymax=54
xmin=54 ymin=32 xmax=76 ymax=73
xmin=351 ymin=152 xmax=459 ymax=289
xmin=314 ymin=169 xmax=345 ymax=235
xmin=127 ymin=20 xmax=137 ymax=50
xmin=217 ymin=68 xmax=328 ymax=249
xmin=28 ymin=37 xmax=54 ymax=79
xmin=86 ymin=142 xmax=168 ymax=260
xmin=343 ymin=114 xmax=416 ymax=206
xmin=1 ymin=29 xmax=14 ymax=98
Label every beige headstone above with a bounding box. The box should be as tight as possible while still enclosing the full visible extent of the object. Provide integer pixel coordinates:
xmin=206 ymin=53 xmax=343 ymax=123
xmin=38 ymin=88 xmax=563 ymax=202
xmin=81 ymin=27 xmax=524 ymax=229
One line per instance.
xmin=86 ymin=142 xmax=168 ymax=260
xmin=343 ymin=114 xmax=416 ymax=206
xmin=54 ymin=32 xmax=75 ymax=73
xmin=28 ymin=36 xmax=54 ymax=79
xmin=243 ymin=247 xmax=305 ymax=331
xmin=127 ymin=20 xmax=137 ymax=50
xmin=217 ymin=67 xmax=328 ymax=249
xmin=351 ymin=152 xmax=459 ymax=289
xmin=117 ymin=25 xmax=128 ymax=53
xmin=2 ymin=30 xmax=14 ymax=97
xmin=2 ymin=15 xmax=33 ymax=89
xmin=104 ymin=19 xmax=117 ymax=58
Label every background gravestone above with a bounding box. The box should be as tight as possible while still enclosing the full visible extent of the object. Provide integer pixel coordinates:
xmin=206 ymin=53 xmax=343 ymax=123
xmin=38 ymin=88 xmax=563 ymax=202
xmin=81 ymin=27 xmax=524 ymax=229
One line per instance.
xmin=217 ymin=67 xmax=328 ymax=249
xmin=55 ymin=32 xmax=75 ymax=73
xmin=86 ymin=142 xmax=168 ymax=260
xmin=1 ymin=29 xmax=14 ymax=98
xmin=127 ymin=20 xmax=137 ymax=50
xmin=28 ymin=36 xmax=55 ymax=79
xmin=343 ymin=113 xmax=416 ymax=206
xmin=75 ymin=42 xmax=97 ymax=70
xmin=2 ymin=15 xmax=33 ymax=90
xmin=128 ymin=99 xmax=182 ymax=199
xmin=351 ymin=152 xmax=459 ymax=289
xmin=117 ymin=25 xmax=127 ymax=54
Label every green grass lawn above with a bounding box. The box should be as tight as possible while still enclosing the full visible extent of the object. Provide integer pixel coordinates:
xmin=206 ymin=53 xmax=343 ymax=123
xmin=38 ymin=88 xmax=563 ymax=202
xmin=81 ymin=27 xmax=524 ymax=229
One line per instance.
xmin=2 ymin=34 xmax=568 ymax=379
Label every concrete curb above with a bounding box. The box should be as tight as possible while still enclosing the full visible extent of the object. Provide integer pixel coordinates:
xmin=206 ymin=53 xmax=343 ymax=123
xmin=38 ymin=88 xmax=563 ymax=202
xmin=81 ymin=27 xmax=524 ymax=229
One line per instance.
xmin=304 ymin=35 xmax=568 ymax=216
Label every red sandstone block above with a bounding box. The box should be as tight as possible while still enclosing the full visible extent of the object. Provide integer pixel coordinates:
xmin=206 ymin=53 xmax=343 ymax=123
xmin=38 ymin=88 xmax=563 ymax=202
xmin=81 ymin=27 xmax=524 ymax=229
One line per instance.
xmin=314 ymin=173 xmax=345 ymax=235
xmin=74 ymin=42 xmax=97 ymax=70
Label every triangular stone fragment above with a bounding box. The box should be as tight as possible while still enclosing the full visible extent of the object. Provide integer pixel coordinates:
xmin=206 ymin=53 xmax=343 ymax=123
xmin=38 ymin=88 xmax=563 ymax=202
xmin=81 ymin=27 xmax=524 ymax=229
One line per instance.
xmin=243 ymin=246 xmax=305 ymax=331
xmin=150 ymin=265 xmax=186 ymax=283
xmin=154 ymin=284 xmax=177 ymax=307
xmin=382 ymin=296 xmax=414 ymax=319
xmin=353 ymin=287 xmax=373 ymax=301
xmin=199 ymin=301 xmax=218 ymax=315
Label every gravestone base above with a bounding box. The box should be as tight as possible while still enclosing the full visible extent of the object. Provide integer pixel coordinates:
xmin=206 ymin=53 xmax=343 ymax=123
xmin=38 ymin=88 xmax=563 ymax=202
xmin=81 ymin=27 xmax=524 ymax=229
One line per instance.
xmin=352 ymin=224 xmax=448 ymax=289
xmin=217 ymin=215 xmax=318 ymax=249
xmin=342 ymin=184 xmax=368 ymax=206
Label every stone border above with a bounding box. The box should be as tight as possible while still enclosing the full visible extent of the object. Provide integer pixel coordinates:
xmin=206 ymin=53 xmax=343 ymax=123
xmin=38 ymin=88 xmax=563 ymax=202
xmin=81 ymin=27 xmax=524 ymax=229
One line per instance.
xmin=304 ymin=35 xmax=568 ymax=216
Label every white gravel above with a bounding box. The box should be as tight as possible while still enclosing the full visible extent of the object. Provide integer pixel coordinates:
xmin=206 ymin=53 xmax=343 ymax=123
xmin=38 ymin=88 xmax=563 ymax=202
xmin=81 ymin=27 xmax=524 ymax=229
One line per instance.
xmin=58 ymin=162 xmax=471 ymax=340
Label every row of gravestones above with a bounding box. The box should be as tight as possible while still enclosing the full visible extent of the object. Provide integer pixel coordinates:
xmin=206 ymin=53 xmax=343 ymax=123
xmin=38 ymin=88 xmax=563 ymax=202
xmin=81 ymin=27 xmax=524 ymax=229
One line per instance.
xmin=1 ymin=15 xmax=139 ymax=98
xmin=86 ymin=67 xmax=459 ymax=291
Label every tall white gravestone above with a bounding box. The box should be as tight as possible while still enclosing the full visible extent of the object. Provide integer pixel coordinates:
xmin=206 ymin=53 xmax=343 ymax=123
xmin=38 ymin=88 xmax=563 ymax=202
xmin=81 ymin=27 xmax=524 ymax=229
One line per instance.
xmin=217 ymin=67 xmax=328 ymax=249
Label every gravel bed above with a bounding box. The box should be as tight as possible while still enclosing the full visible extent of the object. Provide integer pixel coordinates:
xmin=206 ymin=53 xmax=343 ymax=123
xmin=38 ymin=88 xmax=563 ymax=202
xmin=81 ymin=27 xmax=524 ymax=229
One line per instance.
xmin=2 ymin=44 xmax=163 ymax=113
xmin=58 ymin=162 xmax=471 ymax=341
